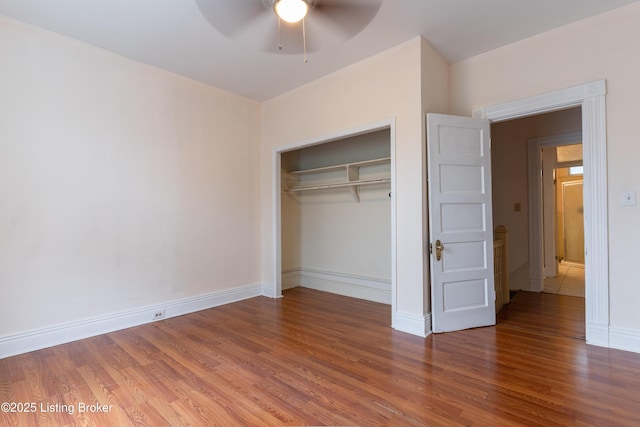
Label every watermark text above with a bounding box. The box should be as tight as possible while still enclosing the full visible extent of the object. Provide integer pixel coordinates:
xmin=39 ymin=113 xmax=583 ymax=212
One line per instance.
xmin=1 ymin=401 xmax=113 ymax=415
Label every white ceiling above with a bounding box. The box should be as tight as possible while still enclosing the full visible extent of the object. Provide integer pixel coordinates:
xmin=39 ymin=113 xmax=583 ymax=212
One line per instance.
xmin=1 ymin=0 xmax=638 ymax=101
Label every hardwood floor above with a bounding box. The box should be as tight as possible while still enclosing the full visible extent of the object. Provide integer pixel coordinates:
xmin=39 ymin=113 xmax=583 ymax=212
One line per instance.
xmin=2 ymin=288 xmax=640 ymax=426
xmin=500 ymin=290 xmax=586 ymax=339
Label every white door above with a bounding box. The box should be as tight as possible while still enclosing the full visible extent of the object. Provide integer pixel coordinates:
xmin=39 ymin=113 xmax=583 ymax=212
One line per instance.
xmin=427 ymin=114 xmax=495 ymax=333
xmin=563 ymin=180 xmax=585 ymax=264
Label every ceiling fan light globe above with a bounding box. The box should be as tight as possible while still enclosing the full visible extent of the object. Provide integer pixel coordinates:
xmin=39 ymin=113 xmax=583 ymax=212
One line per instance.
xmin=274 ymin=0 xmax=309 ymax=23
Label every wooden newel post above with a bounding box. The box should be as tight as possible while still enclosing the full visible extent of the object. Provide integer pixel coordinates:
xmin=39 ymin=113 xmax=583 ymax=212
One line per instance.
xmin=494 ymin=225 xmax=510 ymax=309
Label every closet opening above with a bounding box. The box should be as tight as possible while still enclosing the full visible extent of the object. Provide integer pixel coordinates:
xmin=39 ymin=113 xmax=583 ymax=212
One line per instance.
xmin=276 ymin=124 xmax=394 ymax=309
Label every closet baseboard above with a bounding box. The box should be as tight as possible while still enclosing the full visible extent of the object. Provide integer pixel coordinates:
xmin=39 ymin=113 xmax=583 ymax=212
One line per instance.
xmin=283 ymin=268 xmax=391 ymax=305
xmin=282 ymin=269 xmax=301 ymax=290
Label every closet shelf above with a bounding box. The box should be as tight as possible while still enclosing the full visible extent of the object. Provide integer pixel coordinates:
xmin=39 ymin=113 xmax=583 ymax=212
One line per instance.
xmin=285 ymin=157 xmax=391 ymax=202
xmin=288 ymin=157 xmax=391 ymax=176
xmin=286 ymin=178 xmax=391 ymax=193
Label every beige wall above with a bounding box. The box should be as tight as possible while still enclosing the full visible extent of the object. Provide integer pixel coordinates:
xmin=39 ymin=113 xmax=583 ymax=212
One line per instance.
xmin=0 ymin=16 xmax=262 ymax=336
xmin=421 ymin=38 xmax=450 ymax=310
xmin=450 ymin=2 xmax=640 ymax=329
xmin=262 ymin=38 xmax=449 ymax=329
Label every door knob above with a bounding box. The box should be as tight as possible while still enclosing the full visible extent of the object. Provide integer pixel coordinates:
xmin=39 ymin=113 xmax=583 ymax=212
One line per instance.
xmin=435 ymin=239 xmax=445 ymax=261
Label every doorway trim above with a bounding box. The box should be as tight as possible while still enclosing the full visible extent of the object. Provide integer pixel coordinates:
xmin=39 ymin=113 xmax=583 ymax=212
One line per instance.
xmin=527 ymin=131 xmax=583 ymax=291
xmin=271 ymin=118 xmax=397 ymax=314
xmin=474 ymin=80 xmax=609 ymax=347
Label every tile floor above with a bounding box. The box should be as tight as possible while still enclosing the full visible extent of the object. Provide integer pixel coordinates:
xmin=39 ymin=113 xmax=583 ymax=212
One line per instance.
xmin=543 ymin=262 xmax=585 ymax=297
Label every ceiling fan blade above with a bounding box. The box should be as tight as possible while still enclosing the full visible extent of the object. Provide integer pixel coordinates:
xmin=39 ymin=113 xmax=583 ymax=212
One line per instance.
xmin=195 ymin=0 xmax=269 ymax=38
xmin=313 ymin=0 xmax=382 ymax=40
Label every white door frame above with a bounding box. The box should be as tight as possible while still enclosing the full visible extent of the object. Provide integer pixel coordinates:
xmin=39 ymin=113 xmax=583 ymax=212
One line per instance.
xmin=474 ymin=80 xmax=609 ymax=347
xmin=541 ymin=146 xmax=557 ymax=278
xmin=527 ymin=132 xmax=583 ymax=291
xmin=270 ymin=118 xmax=397 ymax=312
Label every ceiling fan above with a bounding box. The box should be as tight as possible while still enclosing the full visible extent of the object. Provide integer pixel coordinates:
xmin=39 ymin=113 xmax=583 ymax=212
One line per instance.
xmin=195 ymin=0 xmax=383 ymax=61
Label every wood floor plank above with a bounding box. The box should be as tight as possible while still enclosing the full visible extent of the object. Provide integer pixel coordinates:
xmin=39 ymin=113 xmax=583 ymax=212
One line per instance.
xmin=2 ymin=288 xmax=640 ymax=426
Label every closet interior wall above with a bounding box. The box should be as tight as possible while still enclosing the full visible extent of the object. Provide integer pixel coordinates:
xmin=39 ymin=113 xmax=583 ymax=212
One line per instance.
xmin=280 ymin=129 xmax=392 ymax=304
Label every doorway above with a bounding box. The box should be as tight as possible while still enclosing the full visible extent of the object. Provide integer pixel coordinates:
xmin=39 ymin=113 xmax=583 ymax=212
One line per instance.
xmin=490 ymin=110 xmax=583 ymax=290
xmin=545 ymin=161 xmax=585 ymax=298
xmin=530 ymin=135 xmax=586 ymax=298
xmin=491 ymin=113 xmax=587 ymax=336
xmin=478 ymin=80 xmax=609 ymax=347
xmin=560 ymin=175 xmax=585 ymax=265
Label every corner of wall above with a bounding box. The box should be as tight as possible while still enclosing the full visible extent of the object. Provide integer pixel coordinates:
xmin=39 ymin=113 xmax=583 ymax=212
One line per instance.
xmin=420 ymin=37 xmax=450 ymax=115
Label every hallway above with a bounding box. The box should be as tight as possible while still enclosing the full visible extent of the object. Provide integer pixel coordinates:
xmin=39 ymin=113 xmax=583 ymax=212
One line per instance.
xmin=543 ymin=262 xmax=585 ymax=297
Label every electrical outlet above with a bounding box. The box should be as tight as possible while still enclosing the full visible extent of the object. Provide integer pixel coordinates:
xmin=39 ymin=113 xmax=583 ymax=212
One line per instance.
xmin=152 ymin=309 xmax=165 ymax=320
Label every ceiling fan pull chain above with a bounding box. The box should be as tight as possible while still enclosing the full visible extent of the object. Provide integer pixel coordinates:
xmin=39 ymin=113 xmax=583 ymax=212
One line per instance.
xmin=303 ymin=17 xmax=308 ymax=63
xmin=277 ymin=16 xmax=283 ymax=51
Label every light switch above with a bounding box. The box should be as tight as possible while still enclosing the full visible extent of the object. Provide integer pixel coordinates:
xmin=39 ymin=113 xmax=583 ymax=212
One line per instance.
xmin=622 ymin=190 xmax=636 ymax=206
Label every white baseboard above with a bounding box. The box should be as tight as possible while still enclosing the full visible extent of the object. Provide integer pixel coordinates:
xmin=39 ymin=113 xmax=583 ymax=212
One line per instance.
xmin=281 ymin=269 xmax=301 ymax=291
xmin=285 ymin=268 xmax=432 ymax=338
xmin=609 ymin=326 xmax=640 ymax=354
xmin=295 ymin=268 xmax=391 ymax=305
xmin=586 ymin=322 xmax=610 ymax=348
xmin=393 ymin=311 xmax=432 ymax=337
xmin=261 ymin=282 xmax=282 ymax=298
xmin=0 ymin=283 xmax=263 ymax=359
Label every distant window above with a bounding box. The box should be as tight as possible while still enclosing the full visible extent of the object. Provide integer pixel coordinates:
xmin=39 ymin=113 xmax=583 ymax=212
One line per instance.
xmin=569 ymin=166 xmax=584 ymax=175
